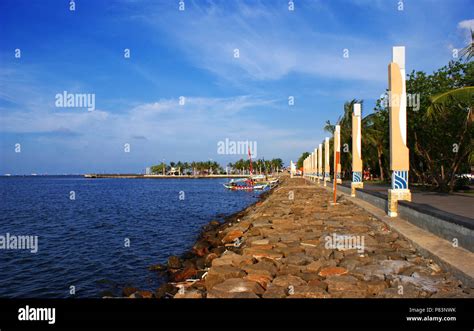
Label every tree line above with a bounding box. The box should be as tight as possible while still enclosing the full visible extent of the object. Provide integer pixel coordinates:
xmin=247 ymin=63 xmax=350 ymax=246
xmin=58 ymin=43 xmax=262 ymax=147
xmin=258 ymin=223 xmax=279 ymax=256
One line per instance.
xmin=298 ymin=56 xmax=473 ymax=192
xmin=150 ymin=158 xmax=284 ymax=175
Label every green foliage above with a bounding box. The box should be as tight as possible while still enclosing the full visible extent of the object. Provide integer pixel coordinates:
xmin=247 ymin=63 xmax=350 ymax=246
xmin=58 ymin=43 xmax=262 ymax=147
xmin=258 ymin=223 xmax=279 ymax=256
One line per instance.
xmin=322 ymin=60 xmax=473 ymax=192
xmin=297 ymin=152 xmax=310 ymax=169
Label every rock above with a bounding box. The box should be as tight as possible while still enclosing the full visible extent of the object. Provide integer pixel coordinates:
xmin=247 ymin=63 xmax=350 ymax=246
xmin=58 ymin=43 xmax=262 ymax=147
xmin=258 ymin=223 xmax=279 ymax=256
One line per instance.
xmin=379 ymin=260 xmax=412 ymax=274
xmin=192 ymin=241 xmax=210 ymax=257
xmin=395 ymin=272 xmax=440 ymax=293
xmin=207 ymin=289 xmax=259 ymax=298
xmin=366 ymin=281 xmax=387 ymax=296
xmin=262 ymin=284 xmax=287 ymax=298
xmin=211 ymin=251 xmax=254 ymax=268
xmin=288 ymin=285 xmax=331 ymax=298
xmin=325 ymin=275 xmax=359 ymax=293
xmin=137 ymin=290 xmax=154 ymax=299
xmin=155 ymin=283 xmax=178 ymax=298
xmin=305 ymin=260 xmax=324 ymax=273
xmin=244 ymin=274 xmax=273 ymax=289
xmin=318 ymin=267 xmax=348 ymax=277
xmin=209 ymin=220 xmax=220 ymax=227
xmin=272 ymin=274 xmax=307 ymax=288
xmin=171 ymin=267 xmax=198 ymax=282
xmin=222 ymin=230 xmax=244 ymax=244
xmin=211 ymin=278 xmax=265 ymax=295
xmin=204 ymin=253 xmax=218 ymax=267
xmin=167 ymin=256 xmax=182 ymax=269
xmin=174 ymin=290 xmax=203 ymax=299
xmin=283 ymin=252 xmax=313 ymax=266
xmin=243 ymin=247 xmax=283 ymax=261
xmin=278 ymin=264 xmax=303 ymax=275
xmin=205 ymin=265 xmax=246 ymax=289
xmin=307 ymin=279 xmax=328 ymax=291
xmin=352 ymin=260 xmax=412 ymax=282
xmin=128 ymin=292 xmax=142 ymax=298
xmin=338 ymin=258 xmax=361 ymax=271
xmin=243 ymin=260 xmax=278 ymax=277
xmin=250 ymin=239 xmax=270 ymax=246
xmin=123 ymin=287 xmax=138 ymax=297
xmin=148 ymin=264 xmax=167 ymax=272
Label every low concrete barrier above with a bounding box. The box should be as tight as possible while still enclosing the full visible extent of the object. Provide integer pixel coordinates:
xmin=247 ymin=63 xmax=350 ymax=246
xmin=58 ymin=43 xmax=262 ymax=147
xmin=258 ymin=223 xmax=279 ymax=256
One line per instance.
xmin=343 ymin=185 xmax=474 ymax=252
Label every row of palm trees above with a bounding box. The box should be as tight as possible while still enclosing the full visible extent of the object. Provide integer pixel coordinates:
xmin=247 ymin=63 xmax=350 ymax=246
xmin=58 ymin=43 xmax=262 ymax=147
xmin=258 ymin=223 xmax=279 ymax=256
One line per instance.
xmin=150 ymin=158 xmax=285 ymax=175
xmin=301 ymin=56 xmax=472 ymax=192
xmin=227 ymin=158 xmax=284 ymax=175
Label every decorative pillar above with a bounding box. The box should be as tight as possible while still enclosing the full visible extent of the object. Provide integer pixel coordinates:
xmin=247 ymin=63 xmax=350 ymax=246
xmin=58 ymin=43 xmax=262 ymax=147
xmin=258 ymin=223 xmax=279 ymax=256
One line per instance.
xmin=311 ymin=153 xmax=314 ymax=181
xmin=314 ymin=148 xmax=318 ymax=183
xmin=334 ymin=125 xmax=342 ymax=184
xmin=388 ymin=46 xmax=411 ymax=217
xmin=318 ymin=143 xmax=323 ymax=183
xmin=351 ymin=103 xmax=363 ymax=196
xmin=324 ymin=137 xmax=330 ymax=186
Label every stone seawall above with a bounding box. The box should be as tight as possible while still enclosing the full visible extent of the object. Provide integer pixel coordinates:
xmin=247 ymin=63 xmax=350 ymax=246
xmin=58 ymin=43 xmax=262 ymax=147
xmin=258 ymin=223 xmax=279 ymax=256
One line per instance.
xmin=125 ymin=177 xmax=472 ymax=299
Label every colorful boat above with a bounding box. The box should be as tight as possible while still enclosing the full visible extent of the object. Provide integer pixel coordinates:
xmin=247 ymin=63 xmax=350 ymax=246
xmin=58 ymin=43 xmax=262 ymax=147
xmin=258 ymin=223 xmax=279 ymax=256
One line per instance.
xmin=223 ymin=181 xmax=268 ymax=191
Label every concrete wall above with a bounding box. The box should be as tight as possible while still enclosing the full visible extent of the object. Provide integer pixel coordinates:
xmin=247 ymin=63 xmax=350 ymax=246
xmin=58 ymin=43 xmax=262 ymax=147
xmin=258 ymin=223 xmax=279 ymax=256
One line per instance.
xmin=348 ymin=187 xmax=473 ymax=252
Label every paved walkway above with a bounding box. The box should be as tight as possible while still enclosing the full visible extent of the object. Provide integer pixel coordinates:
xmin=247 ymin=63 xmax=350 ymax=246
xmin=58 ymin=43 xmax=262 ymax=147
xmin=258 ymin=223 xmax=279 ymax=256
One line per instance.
xmin=175 ymin=178 xmax=473 ymax=298
xmin=344 ymin=182 xmax=474 ymax=220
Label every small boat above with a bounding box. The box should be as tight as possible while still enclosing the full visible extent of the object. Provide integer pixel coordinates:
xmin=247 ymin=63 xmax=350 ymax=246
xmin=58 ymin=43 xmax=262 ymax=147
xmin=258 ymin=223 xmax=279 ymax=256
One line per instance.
xmin=223 ymin=182 xmax=268 ymax=191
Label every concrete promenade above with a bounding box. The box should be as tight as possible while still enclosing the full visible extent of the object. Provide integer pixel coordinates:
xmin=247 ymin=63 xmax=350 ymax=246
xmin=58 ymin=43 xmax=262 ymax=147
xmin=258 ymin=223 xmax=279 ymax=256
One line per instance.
xmin=170 ymin=177 xmax=473 ymax=298
xmin=345 ymin=182 xmax=474 ymax=220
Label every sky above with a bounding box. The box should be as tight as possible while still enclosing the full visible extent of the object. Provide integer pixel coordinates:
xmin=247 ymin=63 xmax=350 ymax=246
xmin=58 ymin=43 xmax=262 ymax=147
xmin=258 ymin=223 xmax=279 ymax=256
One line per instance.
xmin=0 ymin=0 xmax=472 ymax=174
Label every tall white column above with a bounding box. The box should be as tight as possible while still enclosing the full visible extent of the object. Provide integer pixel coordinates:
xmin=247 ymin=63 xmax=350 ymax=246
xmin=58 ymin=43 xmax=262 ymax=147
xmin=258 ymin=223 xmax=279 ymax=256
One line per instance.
xmin=334 ymin=125 xmax=341 ymax=184
xmin=388 ymin=46 xmax=411 ymax=217
xmin=318 ymin=144 xmax=323 ymax=183
xmin=351 ymin=103 xmax=363 ymax=196
xmin=324 ymin=137 xmax=330 ymax=186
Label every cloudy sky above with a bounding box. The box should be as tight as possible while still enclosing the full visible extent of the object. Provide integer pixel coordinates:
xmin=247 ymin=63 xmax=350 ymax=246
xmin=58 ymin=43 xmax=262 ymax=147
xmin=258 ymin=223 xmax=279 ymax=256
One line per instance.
xmin=0 ymin=0 xmax=472 ymax=174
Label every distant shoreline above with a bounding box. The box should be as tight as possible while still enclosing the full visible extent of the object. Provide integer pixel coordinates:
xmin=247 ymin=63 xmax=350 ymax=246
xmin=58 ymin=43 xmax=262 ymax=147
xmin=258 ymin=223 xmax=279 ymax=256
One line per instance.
xmin=84 ymin=174 xmax=252 ymax=179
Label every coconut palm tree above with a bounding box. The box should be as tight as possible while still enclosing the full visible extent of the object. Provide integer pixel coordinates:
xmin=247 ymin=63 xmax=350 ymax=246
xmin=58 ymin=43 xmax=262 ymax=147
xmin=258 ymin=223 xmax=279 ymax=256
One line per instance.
xmin=460 ymin=29 xmax=473 ymax=60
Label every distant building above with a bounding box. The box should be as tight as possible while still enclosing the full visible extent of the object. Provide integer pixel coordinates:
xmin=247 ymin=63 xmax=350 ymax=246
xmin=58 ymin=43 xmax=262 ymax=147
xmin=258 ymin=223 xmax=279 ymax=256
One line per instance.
xmin=145 ymin=167 xmax=151 ymax=175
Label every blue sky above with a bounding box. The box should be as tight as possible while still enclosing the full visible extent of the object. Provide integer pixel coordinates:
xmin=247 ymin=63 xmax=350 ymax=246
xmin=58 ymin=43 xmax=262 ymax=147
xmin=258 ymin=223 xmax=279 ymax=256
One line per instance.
xmin=0 ymin=0 xmax=472 ymax=174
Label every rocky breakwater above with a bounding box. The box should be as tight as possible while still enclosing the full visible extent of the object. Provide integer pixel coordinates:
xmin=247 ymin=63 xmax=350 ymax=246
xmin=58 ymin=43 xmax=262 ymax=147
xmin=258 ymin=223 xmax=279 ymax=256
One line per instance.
xmin=124 ymin=177 xmax=473 ymax=299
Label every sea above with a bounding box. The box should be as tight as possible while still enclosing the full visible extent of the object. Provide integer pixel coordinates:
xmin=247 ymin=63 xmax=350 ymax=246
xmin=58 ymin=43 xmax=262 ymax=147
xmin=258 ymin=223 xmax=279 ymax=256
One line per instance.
xmin=0 ymin=176 xmax=261 ymax=298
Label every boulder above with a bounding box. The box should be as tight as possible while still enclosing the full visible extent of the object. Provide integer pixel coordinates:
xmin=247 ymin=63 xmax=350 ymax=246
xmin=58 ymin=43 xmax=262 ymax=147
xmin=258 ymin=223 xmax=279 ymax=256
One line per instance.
xmin=262 ymin=284 xmax=287 ymax=298
xmin=167 ymin=256 xmax=182 ymax=269
xmin=318 ymin=267 xmax=348 ymax=277
xmin=205 ymin=265 xmax=246 ymax=289
xmin=222 ymin=230 xmax=244 ymax=244
xmin=171 ymin=267 xmax=198 ymax=282
xmin=123 ymin=287 xmax=138 ymax=297
xmin=288 ymin=285 xmax=331 ymax=298
xmin=211 ymin=278 xmax=265 ymax=295
xmin=272 ymin=274 xmax=307 ymax=288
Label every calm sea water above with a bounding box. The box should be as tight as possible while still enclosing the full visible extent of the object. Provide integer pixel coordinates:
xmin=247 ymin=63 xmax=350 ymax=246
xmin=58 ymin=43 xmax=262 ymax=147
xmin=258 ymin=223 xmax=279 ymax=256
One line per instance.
xmin=0 ymin=176 xmax=261 ymax=298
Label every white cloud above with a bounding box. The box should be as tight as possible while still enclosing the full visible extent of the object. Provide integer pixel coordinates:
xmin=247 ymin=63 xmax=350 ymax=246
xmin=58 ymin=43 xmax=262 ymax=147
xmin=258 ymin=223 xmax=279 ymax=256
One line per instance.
xmin=458 ymin=19 xmax=474 ymax=43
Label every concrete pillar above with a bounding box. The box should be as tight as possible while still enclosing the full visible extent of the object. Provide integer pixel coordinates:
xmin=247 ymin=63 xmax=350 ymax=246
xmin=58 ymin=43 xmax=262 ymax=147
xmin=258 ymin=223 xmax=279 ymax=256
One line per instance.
xmin=334 ymin=125 xmax=342 ymax=184
xmin=318 ymin=144 xmax=323 ymax=183
xmin=324 ymin=137 xmax=330 ymax=186
xmin=314 ymin=148 xmax=318 ymax=183
xmin=351 ymin=103 xmax=363 ymax=196
xmin=388 ymin=46 xmax=411 ymax=217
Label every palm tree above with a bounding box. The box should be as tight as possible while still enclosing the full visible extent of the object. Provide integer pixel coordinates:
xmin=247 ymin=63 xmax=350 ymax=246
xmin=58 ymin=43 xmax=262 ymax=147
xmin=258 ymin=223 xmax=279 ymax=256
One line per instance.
xmin=460 ymin=29 xmax=473 ymax=60
xmin=363 ymin=110 xmax=388 ymax=181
